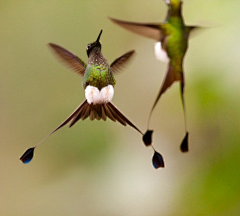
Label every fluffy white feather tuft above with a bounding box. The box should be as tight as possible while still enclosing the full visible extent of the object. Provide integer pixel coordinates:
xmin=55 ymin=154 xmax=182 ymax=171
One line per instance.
xmin=154 ymin=42 xmax=169 ymax=62
xmin=85 ymin=85 xmax=114 ymax=105
xmin=85 ymin=85 xmax=101 ymax=104
xmin=100 ymin=85 xmax=114 ymax=103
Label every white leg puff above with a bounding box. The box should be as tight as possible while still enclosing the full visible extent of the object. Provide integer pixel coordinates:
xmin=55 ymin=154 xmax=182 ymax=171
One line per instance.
xmin=85 ymin=85 xmax=114 ymax=105
xmin=85 ymin=85 xmax=101 ymax=104
xmin=154 ymin=42 xmax=169 ymax=62
xmin=100 ymin=85 xmax=114 ymax=103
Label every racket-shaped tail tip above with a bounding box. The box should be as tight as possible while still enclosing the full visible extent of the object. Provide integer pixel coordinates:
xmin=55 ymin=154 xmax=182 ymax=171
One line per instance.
xmin=20 ymin=147 xmax=35 ymax=164
xmin=152 ymin=150 xmax=165 ymax=169
xmin=180 ymin=132 xmax=189 ymax=153
xmin=142 ymin=130 xmax=153 ymax=146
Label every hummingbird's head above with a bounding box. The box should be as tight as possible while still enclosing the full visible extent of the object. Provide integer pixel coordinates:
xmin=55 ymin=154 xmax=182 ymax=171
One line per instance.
xmin=86 ymin=30 xmax=102 ymax=57
xmin=164 ymin=0 xmax=182 ymax=8
xmin=164 ymin=0 xmax=182 ymax=16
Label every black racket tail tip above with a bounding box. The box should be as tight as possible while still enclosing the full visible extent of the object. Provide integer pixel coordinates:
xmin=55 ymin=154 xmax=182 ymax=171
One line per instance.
xmin=20 ymin=147 xmax=35 ymax=164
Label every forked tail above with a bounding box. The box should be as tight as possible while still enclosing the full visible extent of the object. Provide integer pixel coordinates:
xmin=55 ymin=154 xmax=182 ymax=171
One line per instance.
xmin=20 ymin=100 xmax=143 ymax=164
xmin=144 ymin=62 xmax=189 ymax=153
xmin=147 ymin=62 xmax=183 ymax=127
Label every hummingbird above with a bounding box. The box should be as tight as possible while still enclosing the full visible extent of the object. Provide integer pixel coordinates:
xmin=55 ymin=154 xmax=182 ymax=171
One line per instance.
xmin=109 ymin=0 xmax=201 ymax=152
xmin=20 ymin=30 xmax=164 ymax=169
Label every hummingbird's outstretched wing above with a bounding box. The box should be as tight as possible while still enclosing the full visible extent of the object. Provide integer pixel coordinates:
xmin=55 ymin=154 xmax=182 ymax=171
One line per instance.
xmin=110 ymin=50 xmax=135 ymax=74
xmin=187 ymin=26 xmax=199 ymax=32
xmin=109 ymin=17 xmax=164 ymax=41
xmin=48 ymin=43 xmax=86 ymax=76
xmin=187 ymin=25 xmax=206 ymax=38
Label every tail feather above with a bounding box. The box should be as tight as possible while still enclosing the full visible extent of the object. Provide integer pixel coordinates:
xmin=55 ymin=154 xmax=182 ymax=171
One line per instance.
xmin=82 ymin=104 xmax=91 ymax=121
xmin=51 ymin=101 xmax=86 ymax=134
xmin=151 ymin=63 xmax=183 ymax=115
xmin=146 ymin=62 xmax=189 ymax=152
xmin=87 ymin=105 xmax=106 ymax=121
xmin=69 ymin=100 xmax=89 ymax=127
xmin=101 ymin=105 xmax=107 ymax=121
xmin=107 ymin=103 xmax=128 ymax=126
xmin=95 ymin=105 xmax=104 ymax=120
xmin=108 ymin=102 xmax=143 ymax=134
xmin=29 ymin=100 xmax=88 ymax=149
xmin=64 ymin=100 xmax=143 ymax=135
xmin=95 ymin=110 xmax=101 ymax=120
xmin=103 ymin=104 xmax=116 ymax=122
xmin=21 ymin=99 xmax=143 ymax=164
xmin=108 ymin=105 xmax=127 ymax=126
xmin=89 ymin=110 xmax=95 ymax=121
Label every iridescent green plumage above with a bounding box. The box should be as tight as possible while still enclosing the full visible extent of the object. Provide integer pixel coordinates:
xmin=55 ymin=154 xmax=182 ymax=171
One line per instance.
xmin=83 ymin=47 xmax=116 ymax=90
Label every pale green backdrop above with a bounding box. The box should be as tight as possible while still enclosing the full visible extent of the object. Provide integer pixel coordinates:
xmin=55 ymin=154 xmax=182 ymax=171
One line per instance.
xmin=1 ymin=0 xmax=240 ymax=215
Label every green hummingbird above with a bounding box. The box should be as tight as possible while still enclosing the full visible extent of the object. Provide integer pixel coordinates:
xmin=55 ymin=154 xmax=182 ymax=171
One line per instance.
xmin=109 ymin=0 xmax=201 ymax=152
xmin=20 ymin=30 xmax=164 ymax=169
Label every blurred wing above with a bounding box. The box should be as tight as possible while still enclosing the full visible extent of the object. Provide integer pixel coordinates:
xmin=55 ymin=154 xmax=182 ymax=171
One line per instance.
xmin=109 ymin=17 xmax=164 ymax=41
xmin=110 ymin=50 xmax=135 ymax=74
xmin=187 ymin=25 xmax=199 ymax=32
xmin=49 ymin=43 xmax=86 ymax=76
xmin=187 ymin=26 xmax=204 ymax=38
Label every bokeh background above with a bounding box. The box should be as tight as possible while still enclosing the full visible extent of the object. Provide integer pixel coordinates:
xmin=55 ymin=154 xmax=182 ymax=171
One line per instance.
xmin=1 ymin=0 xmax=240 ymax=215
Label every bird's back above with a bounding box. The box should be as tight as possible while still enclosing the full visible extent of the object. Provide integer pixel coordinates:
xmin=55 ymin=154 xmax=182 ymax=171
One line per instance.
xmin=83 ymin=48 xmax=116 ymax=90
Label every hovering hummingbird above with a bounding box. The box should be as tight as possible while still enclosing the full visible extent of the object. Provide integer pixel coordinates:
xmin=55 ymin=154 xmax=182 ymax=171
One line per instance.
xmin=109 ymin=0 xmax=201 ymax=152
xmin=20 ymin=30 xmax=164 ymax=169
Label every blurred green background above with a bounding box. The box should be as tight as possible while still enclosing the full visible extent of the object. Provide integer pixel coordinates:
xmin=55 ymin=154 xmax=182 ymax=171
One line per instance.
xmin=1 ymin=0 xmax=240 ymax=215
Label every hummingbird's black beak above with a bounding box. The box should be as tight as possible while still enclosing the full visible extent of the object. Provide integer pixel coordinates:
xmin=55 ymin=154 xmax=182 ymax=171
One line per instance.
xmin=96 ymin=30 xmax=103 ymax=43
